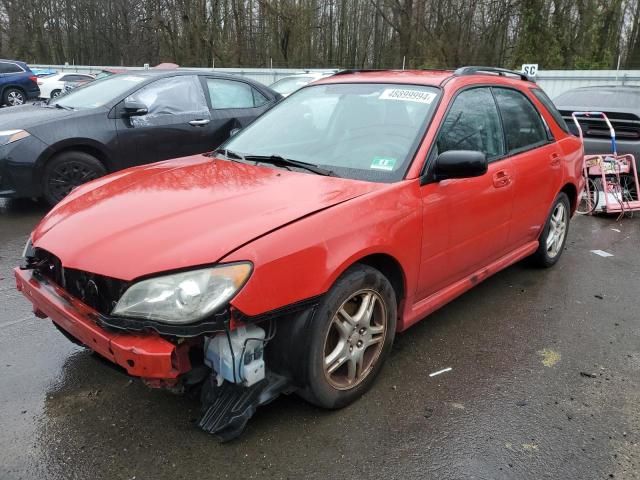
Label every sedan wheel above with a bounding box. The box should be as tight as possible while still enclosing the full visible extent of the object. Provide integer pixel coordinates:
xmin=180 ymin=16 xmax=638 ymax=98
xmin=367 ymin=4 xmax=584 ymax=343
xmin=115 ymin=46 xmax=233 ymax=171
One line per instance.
xmin=545 ymin=202 xmax=567 ymax=259
xmin=299 ymin=264 xmax=397 ymax=409
xmin=530 ymin=192 xmax=570 ymax=267
xmin=323 ymin=289 xmax=387 ymax=390
xmin=42 ymin=151 xmax=107 ymax=206
xmin=48 ymin=161 xmax=101 ymax=200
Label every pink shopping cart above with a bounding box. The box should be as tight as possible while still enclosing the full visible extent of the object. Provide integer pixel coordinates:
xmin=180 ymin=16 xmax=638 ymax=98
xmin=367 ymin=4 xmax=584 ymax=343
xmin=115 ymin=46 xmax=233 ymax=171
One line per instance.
xmin=573 ymin=111 xmax=640 ymax=216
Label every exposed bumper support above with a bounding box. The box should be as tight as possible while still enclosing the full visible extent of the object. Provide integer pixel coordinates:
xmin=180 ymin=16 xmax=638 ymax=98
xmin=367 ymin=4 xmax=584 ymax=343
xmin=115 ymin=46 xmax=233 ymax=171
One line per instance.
xmin=14 ymin=267 xmax=191 ymax=380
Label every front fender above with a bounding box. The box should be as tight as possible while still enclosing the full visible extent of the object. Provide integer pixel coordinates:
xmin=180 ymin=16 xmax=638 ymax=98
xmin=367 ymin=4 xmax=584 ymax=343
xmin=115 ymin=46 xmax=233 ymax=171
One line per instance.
xmin=222 ymin=180 xmax=423 ymax=326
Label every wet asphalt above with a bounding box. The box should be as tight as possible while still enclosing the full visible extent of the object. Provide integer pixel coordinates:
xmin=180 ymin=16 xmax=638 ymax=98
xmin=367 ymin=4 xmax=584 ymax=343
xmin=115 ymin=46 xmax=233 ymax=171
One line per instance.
xmin=0 ymin=198 xmax=638 ymax=480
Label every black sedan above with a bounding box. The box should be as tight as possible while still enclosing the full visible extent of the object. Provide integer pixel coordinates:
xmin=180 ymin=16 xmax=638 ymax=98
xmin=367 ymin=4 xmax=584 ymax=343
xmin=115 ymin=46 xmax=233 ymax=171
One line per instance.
xmin=0 ymin=70 xmax=281 ymax=205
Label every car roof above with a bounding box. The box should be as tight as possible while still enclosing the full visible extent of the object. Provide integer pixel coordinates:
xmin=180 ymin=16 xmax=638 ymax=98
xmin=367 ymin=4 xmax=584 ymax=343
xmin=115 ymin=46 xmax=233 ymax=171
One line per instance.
xmin=554 ymin=85 xmax=640 ymax=112
xmin=314 ymin=68 xmax=535 ymax=88
xmin=109 ymin=69 xmax=264 ymax=84
xmin=0 ymin=59 xmax=28 ymax=67
xmin=316 ymin=69 xmax=454 ymax=86
xmin=557 ymin=85 xmax=640 ymax=94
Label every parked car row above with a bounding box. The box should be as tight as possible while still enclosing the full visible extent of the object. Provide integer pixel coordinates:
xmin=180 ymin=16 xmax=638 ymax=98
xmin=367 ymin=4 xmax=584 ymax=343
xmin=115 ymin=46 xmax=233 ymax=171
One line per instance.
xmin=0 ymin=59 xmax=40 ymax=106
xmin=37 ymin=72 xmax=95 ymax=99
xmin=0 ymin=69 xmax=282 ymax=204
xmin=14 ymin=66 xmax=584 ymax=441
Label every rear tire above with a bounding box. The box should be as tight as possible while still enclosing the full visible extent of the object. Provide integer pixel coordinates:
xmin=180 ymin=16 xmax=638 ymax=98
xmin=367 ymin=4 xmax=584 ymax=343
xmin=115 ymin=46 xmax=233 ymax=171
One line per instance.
xmin=3 ymin=87 xmax=25 ymax=106
xmin=530 ymin=192 xmax=570 ymax=268
xmin=298 ymin=264 xmax=397 ymax=409
xmin=42 ymin=151 xmax=106 ymax=206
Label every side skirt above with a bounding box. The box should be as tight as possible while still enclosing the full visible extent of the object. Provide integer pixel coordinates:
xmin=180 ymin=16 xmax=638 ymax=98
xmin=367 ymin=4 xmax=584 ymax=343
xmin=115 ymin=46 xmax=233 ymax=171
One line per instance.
xmin=402 ymin=241 xmax=539 ymax=331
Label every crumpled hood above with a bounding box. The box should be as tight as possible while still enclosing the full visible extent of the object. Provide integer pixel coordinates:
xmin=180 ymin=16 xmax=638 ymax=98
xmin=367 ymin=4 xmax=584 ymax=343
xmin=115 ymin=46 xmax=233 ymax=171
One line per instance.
xmin=33 ymin=155 xmax=382 ymax=281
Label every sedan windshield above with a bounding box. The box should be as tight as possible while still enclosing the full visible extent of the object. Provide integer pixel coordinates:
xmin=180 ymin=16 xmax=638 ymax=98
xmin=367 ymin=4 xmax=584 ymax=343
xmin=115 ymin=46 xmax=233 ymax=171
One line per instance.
xmin=270 ymin=76 xmax=316 ymax=95
xmin=223 ymin=83 xmax=439 ymax=182
xmin=49 ymin=74 xmax=146 ymax=110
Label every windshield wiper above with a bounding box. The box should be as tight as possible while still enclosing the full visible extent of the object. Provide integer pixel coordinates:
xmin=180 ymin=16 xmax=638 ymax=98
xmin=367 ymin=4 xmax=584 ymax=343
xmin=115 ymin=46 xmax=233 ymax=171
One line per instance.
xmin=211 ymin=148 xmax=246 ymax=162
xmin=243 ymin=154 xmax=335 ymax=176
xmin=53 ymin=103 xmax=73 ymax=111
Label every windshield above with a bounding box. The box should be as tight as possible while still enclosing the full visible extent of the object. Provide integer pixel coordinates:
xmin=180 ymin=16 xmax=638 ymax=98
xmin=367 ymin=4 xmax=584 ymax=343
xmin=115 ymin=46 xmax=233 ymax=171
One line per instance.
xmin=94 ymin=71 xmax=115 ymax=80
xmin=270 ymin=76 xmax=316 ymax=95
xmin=50 ymin=74 xmax=146 ymax=110
xmin=223 ymin=83 xmax=439 ymax=182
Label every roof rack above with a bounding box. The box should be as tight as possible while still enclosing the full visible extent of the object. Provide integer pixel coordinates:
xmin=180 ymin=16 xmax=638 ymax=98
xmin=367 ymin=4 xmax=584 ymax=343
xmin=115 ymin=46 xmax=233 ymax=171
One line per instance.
xmin=454 ymin=66 xmax=534 ymax=82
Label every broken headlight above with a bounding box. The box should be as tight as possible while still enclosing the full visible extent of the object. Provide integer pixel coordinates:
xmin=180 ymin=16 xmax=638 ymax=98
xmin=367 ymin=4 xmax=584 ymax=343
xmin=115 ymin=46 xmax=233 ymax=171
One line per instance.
xmin=111 ymin=263 xmax=252 ymax=324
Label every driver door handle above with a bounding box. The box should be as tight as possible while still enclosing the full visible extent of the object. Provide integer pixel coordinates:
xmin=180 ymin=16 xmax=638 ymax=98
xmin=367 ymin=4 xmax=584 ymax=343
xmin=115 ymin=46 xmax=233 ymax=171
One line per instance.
xmin=493 ymin=170 xmax=511 ymax=188
xmin=189 ymin=119 xmax=210 ymax=127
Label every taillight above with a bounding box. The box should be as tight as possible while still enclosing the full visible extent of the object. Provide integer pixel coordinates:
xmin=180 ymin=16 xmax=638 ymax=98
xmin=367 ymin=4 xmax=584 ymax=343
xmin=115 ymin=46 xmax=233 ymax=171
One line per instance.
xmin=29 ymin=75 xmax=37 ymax=83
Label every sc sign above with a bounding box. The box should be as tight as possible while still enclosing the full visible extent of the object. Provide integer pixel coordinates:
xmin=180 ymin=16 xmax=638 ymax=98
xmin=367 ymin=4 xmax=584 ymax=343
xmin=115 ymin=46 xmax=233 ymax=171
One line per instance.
xmin=522 ymin=64 xmax=538 ymax=77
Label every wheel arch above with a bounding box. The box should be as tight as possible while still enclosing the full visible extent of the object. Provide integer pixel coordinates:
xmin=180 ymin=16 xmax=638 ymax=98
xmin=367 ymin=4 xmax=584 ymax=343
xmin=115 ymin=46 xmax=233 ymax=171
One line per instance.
xmin=560 ymin=182 xmax=578 ymax=215
xmin=34 ymin=140 xmax=112 ymax=192
xmin=351 ymin=253 xmax=406 ymax=308
xmin=1 ymin=84 xmax=26 ymax=101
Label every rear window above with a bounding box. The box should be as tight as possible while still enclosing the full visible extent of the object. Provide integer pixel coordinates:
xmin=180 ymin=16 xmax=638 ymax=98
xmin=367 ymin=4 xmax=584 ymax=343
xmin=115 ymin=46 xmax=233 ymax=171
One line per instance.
xmin=531 ymin=88 xmax=571 ymax=133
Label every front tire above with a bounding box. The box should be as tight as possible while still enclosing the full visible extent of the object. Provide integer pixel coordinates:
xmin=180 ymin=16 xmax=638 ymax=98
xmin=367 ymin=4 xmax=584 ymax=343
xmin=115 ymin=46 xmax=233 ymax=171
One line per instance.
xmin=50 ymin=89 xmax=62 ymax=99
xmin=42 ymin=151 xmax=107 ymax=206
xmin=299 ymin=265 xmax=397 ymax=409
xmin=530 ymin=192 xmax=570 ymax=268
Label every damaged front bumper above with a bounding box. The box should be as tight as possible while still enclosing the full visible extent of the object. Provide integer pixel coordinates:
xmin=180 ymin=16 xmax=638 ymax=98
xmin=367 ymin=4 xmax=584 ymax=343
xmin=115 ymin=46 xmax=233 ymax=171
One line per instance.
xmin=14 ymin=267 xmax=192 ymax=382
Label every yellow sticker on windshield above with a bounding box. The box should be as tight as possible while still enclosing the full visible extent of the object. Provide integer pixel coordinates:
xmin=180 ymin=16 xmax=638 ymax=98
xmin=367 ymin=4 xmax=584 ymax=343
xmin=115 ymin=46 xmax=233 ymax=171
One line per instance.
xmin=380 ymin=89 xmax=436 ymax=104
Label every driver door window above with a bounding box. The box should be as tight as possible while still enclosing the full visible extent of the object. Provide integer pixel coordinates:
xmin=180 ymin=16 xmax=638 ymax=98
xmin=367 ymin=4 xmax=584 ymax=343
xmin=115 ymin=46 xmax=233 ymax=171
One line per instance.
xmin=437 ymin=87 xmax=505 ymax=161
xmin=126 ymin=75 xmax=210 ymax=127
xmin=416 ymin=87 xmax=514 ymax=301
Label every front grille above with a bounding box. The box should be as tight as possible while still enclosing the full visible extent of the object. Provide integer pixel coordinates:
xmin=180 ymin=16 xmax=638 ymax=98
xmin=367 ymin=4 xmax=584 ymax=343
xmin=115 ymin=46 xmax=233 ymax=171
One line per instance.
xmin=34 ymin=248 xmax=128 ymax=315
xmin=560 ymin=110 xmax=640 ymax=141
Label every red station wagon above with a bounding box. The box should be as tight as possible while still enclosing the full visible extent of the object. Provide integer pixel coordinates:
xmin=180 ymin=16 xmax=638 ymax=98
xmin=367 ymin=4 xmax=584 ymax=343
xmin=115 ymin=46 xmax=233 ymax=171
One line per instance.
xmin=15 ymin=67 xmax=584 ymax=441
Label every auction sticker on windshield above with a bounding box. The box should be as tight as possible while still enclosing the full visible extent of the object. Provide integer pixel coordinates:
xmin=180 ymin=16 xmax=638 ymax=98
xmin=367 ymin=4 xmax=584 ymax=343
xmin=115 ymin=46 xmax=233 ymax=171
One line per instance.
xmin=121 ymin=76 xmax=145 ymax=82
xmin=380 ymin=88 xmax=436 ymax=104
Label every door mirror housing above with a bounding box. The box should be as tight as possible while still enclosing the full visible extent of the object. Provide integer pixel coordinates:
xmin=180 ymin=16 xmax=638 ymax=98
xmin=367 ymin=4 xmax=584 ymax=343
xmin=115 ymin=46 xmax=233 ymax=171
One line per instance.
xmin=434 ymin=150 xmax=488 ymax=180
xmin=123 ymin=99 xmax=149 ymax=116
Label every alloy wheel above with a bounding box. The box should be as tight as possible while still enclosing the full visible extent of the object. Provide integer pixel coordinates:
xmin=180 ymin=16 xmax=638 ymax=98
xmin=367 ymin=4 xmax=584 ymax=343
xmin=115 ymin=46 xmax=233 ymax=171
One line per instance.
xmin=7 ymin=91 xmax=24 ymax=106
xmin=546 ymin=202 xmax=567 ymax=258
xmin=323 ymin=289 xmax=387 ymax=390
xmin=48 ymin=161 xmax=100 ymax=201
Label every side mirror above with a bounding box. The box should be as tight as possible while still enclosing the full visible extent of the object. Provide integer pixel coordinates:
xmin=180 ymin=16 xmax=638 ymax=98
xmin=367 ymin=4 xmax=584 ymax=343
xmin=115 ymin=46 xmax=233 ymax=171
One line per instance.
xmin=434 ymin=150 xmax=487 ymax=180
xmin=123 ymin=99 xmax=148 ymax=116
xmin=229 ymin=127 xmax=241 ymax=137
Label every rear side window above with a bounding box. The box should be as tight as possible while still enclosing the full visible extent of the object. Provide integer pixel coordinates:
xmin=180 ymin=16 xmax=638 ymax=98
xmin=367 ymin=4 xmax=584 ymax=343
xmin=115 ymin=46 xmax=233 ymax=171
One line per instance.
xmin=252 ymin=88 xmax=268 ymax=107
xmin=0 ymin=62 xmax=23 ymax=74
xmin=493 ymin=88 xmax=548 ymax=153
xmin=436 ymin=87 xmax=505 ymax=161
xmin=206 ymin=78 xmax=265 ymax=109
xmin=530 ymin=88 xmax=571 ymax=133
